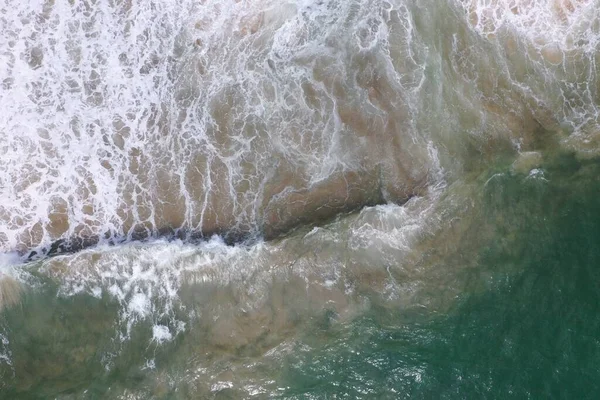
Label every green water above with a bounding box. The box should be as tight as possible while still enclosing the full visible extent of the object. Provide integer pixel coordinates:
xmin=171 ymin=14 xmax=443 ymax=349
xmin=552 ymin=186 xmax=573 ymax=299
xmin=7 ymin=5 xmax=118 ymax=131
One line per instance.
xmin=278 ymin=153 xmax=600 ymax=399
xmin=2 ymin=151 xmax=600 ymax=399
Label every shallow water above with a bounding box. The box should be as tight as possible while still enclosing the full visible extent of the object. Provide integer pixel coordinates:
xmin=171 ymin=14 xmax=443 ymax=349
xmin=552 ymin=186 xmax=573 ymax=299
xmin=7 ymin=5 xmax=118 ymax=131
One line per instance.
xmin=2 ymin=0 xmax=600 ymax=398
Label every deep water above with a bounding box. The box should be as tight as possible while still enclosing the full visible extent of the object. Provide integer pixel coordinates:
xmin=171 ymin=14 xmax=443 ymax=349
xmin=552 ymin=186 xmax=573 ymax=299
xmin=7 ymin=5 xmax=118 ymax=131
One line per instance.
xmin=278 ymin=153 xmax=600 ymax=399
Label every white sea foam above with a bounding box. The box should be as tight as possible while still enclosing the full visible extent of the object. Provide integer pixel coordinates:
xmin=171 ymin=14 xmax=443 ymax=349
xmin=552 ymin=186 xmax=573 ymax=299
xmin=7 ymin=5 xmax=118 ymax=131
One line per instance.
xmin=455 ymin=0 xmax=600 ymax=156
xmin=0 ymin=0 xmax=444 ymax=258
xmin=0 ymin=253 xmax=20 ymax=270
xmin=459 ymin=0 xmax=597 ymax=49
xmin=152 ymin=324 xmax=173 ymax=343
xmin=4 ymin=0 xmax=597 ymax=260
xmin=0 ymin=332 xmax=11 ymax=366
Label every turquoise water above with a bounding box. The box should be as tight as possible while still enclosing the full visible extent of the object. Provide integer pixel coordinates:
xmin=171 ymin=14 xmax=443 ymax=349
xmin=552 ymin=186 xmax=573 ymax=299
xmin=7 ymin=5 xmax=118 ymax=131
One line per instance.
xmin=277 ymin=153 xmax=600 ymax=399
xmin=2 ymin=151 xmax=600 ymax=398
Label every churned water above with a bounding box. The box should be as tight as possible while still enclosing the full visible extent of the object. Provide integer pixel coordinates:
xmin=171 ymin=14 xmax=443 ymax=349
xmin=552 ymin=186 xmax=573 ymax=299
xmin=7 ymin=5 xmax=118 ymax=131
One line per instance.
xmin=1 ymin=0 xmax=600 ymax=398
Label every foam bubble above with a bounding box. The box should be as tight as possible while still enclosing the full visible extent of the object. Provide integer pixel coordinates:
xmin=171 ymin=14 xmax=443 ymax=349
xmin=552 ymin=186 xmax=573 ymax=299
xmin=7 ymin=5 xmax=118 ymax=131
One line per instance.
xmin=152 ymin=325 xmax=173 ymax=343
xmin=128 ymin=292 xmax=152 ymax=318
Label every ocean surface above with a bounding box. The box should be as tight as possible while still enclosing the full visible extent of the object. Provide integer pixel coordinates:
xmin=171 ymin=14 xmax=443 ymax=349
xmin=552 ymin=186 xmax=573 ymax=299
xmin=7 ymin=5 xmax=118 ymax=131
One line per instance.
xmin=1 ymin=0 xmax=600 ymax=398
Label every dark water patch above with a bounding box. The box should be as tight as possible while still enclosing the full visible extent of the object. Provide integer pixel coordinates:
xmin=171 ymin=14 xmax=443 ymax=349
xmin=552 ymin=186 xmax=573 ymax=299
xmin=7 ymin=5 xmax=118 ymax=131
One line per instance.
xmin=25 ymin=226 xmax=255 ymax=262
xmin=24 ymin=181 xmax=387 ymax=264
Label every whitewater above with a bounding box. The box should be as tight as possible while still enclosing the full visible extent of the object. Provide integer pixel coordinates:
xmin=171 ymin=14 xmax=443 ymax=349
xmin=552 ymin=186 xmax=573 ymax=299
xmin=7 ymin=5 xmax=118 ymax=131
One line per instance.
xmin=1 ymin=0 xmax=600 ymax=397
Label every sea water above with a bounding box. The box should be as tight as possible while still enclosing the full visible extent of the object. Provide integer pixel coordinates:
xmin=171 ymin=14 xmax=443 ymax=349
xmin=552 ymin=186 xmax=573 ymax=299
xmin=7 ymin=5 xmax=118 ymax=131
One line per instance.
xmin=1 ymin=0 xmax=600 ymax=398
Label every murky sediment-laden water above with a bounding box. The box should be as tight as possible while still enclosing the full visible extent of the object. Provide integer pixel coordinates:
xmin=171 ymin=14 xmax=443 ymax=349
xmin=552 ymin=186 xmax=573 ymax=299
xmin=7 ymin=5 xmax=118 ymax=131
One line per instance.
xmin=1 ymin=0 xmax=600 ymax=398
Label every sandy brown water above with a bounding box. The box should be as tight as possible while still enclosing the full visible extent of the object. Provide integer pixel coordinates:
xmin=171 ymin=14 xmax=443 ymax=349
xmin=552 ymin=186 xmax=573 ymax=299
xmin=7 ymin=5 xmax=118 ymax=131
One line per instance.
xmin=4 ymin=0 xmax=594 ymax=257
